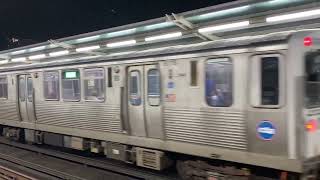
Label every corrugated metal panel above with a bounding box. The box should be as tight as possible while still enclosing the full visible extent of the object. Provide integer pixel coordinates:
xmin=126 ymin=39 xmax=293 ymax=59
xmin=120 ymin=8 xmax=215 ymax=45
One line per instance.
xmin=36 ymin=102 xmax=122 ymax=133
xmin=0 ymin=101 xmax=19 ymax=121
xmin=164 ymin=108 xmax=248 ymax=150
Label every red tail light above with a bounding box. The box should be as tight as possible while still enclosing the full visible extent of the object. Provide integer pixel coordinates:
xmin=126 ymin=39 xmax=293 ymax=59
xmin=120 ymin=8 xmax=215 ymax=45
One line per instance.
xmin=305 ymin=119 xmax=317 ymax=132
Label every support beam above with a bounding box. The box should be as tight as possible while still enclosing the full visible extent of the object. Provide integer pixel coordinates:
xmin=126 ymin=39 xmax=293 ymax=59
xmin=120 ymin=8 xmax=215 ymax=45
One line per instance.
xmin=48 ymin=39 xmax=107 ymax=57
xmin=165 ymin=13 xmax=219 ymax=41
xmin=48 ymin=39 xmax=74 ymax=49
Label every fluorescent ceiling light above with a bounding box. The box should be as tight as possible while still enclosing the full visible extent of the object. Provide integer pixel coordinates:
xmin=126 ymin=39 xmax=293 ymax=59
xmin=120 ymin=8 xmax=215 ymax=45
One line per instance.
xmin=76 ymin=35 xmax=100 ymax=43
xmin=49 ymin=50 xmax=69 ymax=57
xmin=198 ymin=21 xmax=250 ymax=33
xmin=266 ymin=8 xmax=320 ymax=22
xmin=11 ymin=50 xmax=26 ymax=55
xmin=11 ymin=57 xmax=27 ymax=62
xmin=107 ymin=40 xmax=136 ymax=48
xmin=29 ymin=54 xmax=46 ymax=60
xmin=145 ymin=32 xmax=182 ymax=42
xmin=76 ymin=45 xmax=100 ymax=52
xmin=109 ymin=51 xmax=136 ymax=56
xmin=29 ymin=46 xmax=46 ymax=52
xmin=0 ymin=60 xmax=9 ymax=64
xmin=107 ymin=28 xmax=137 ymax=37
xmin=145 ymin=22 xmax=174 ymax=30
xmin=199 ymin=6 xmax=250 ymax=18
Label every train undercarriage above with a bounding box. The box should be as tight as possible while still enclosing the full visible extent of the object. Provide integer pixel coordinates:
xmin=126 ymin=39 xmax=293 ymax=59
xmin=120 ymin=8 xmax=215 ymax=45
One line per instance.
xmin=0 ymin=125 xmax=307 ymax=180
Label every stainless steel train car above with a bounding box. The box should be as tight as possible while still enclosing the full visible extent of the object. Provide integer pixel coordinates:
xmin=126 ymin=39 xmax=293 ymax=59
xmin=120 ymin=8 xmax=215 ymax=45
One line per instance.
xmin=1 ymin=0 xmax=320 ymax=179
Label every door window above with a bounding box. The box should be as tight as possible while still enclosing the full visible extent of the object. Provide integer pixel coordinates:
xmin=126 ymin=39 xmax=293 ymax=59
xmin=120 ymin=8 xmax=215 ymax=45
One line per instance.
xmin=250 ymin=54 xmax=284 ymax=108
xmin=129 ymin=71 xmax=141 ymax=106
xmin=261 ymin=57 xmax=279 ymax=105
xmin=0 ymin=77 xmax=8 ymax=99
xmin=190 ymin=61 xmax=198 ymax=86
xmin=27 ymin=77 xmax=33 ymax=102
xmin=147 ymin=69 xmax=160 ymax=106
xmin=19 ymin=77 xmax=26 ymax=102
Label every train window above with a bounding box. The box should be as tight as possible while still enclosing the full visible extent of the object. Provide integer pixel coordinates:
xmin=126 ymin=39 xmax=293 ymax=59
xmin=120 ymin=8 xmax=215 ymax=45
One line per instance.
xmin=190 ymin=61 xmax=198 ymax=86
xmin=205 ymin=58 xmax=233 ymax=107
xmin=84 ymin=68 xmax=105 ymax=101
xmin=250 ymin=54 xmax=284 ymax=108
xmin=147 ymin=69 xmax=160 ymax=106
xmin=0 ymin=77 xmax=8 ymax=99
xmin=27 ymin=77 xmax=33 ymax=102
xmin=305 ymin=52 xmax=320 ymax=108
xmin=44 ymin=72 xmax=59 ymax=100
xmin=19 ymin=77 xmax=26 ymax=101
xmin=62 ymin=70 xmax=80 ymax=101
xmin=261 ymin=57 xmax=279 ymax=105
xmin=129 ymin=71 xmax=141 ymax=106
xmin=108 ymin=67 xmax=113 ymax=87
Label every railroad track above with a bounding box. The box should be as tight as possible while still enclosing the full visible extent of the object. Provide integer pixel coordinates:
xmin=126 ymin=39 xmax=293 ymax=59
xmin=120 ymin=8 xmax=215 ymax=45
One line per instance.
xmin=0 ymin=165 xmax=37 ymax=180
xmin=0 ymin=137 xmax=179 ymax=180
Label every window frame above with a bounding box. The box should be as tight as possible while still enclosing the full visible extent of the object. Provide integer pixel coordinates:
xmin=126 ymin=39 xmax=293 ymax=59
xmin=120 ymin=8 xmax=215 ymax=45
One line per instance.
xmin=250 ymin=54 xmax=285 ymax=109
xmin=205 ymin=57 xmax=234 ymax=108
xmin=43 ymin=71 xmax=60 ymax=101
xmin=83 ymin=68 xmax=106 ymax=102
xmin=61 ymin=69 xmax=81 ymax=102
xmin=0 ymin=76 xmax=8 ymax=100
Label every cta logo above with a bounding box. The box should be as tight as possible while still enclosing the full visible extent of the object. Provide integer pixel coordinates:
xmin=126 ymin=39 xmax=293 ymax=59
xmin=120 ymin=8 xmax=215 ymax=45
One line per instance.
xmin=257 ymin=120 xmax=276 ymax=141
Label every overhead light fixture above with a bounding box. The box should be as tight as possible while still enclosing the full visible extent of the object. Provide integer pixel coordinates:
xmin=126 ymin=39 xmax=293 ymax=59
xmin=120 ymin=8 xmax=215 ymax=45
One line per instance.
xmin=198 ymin=21 xmax=250 ymax=33
xmin=145 ymin=22 xmax=174 ymax=30
xmin=76 ymin=35 xmax=100 ymax=43
xmin=107 ymin=28 xmax=137 ymax=37
xmin=49 ymin=50 xmax=69 ymax=57
xmin=198 ymin=6 xmax=250 ymax=19
xmin=76 ymin=45 xmax=100 ymax=52
xmin=11 ymin=57 xmax=27 ymax=62
xmin=29 ymin=54 xmax=46 ymax=60
xmin=11 ymin=50 xmax=26 ymax=55
xmin=266 ymin=8 xmax=320 ymax=22
xmin=0 ymin=60 xmax=9 ymax=64
xmin=145 ymin=32 xmax=183 ymax=42
xmin=109 ymin=51 xmax=136 ymax=56
xmin=29 ymin=46 xmax=46 ymax=52
xmin=107 ymin=40 xmax=136 ymax=48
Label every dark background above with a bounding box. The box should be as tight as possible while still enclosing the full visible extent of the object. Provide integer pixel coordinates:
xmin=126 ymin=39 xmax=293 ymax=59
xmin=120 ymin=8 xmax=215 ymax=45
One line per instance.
xmin=0 ymin=0 xmax=235 ymax=51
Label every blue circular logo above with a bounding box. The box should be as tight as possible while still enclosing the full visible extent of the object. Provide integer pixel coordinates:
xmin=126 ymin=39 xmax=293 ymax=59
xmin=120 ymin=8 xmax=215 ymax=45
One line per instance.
xmin=257 ymin=120 xmax=276 ymax=141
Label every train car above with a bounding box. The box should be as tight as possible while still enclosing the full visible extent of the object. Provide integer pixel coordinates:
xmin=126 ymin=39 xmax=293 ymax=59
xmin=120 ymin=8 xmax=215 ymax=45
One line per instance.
xmin=1 ymin=0 xmax=320 ymax=179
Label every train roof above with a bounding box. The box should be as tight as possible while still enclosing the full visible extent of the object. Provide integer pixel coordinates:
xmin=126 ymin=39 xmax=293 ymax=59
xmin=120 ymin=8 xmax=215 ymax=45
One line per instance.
xmin=0 ymin=0 xmax=320 ymax=71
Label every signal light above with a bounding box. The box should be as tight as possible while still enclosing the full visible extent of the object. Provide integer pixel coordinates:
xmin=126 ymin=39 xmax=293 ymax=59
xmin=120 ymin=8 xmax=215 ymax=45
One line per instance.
xmin=305 ymin=119 xmax=317 ymax=132
xmin=304 ymin=37 xmax=313 ymax=47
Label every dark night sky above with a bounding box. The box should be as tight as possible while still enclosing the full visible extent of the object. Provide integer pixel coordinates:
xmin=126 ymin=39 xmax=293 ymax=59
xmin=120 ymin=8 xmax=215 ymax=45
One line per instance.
xmin=0 ymin=0 xmax=235 ymax=51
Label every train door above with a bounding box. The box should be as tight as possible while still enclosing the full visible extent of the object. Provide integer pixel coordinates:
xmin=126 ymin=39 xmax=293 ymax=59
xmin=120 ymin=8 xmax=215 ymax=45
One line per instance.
xmin=248 ymin=54 xmax=287 ymax=156
xmin=18 ymin=74 xmax=36 ymax=123
xmin=127 ymin=64 xmax=163 ymax=139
